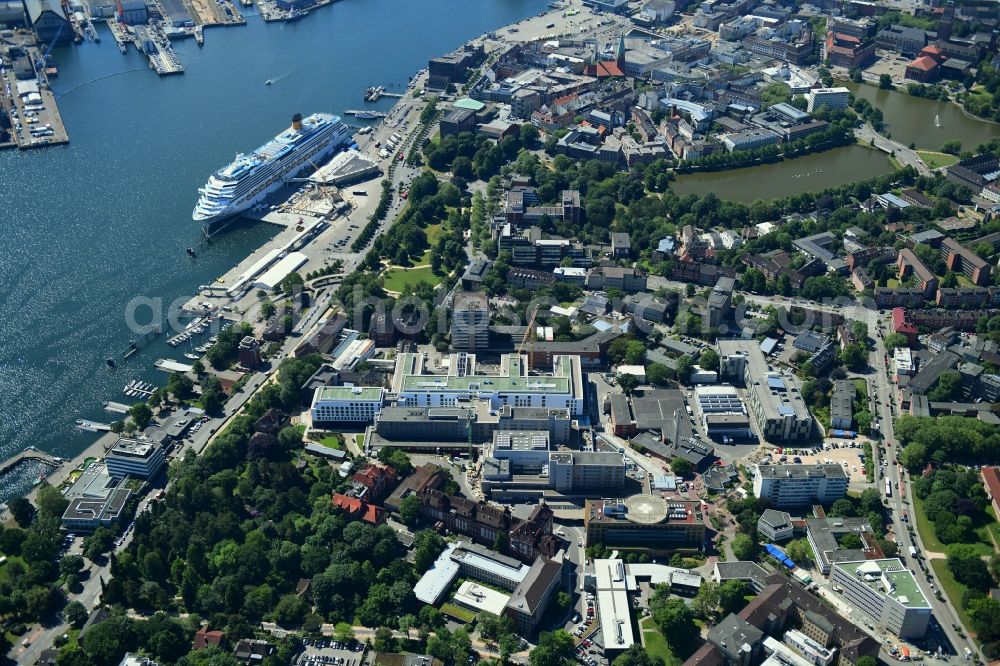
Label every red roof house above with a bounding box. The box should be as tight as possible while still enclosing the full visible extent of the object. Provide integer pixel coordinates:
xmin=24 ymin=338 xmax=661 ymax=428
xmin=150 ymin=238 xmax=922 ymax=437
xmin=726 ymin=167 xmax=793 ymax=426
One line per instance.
xmin=193 ymin=629 xmax=226 ymax=651
xmin=982 ymin=467 xmax=1000 ymax=518
xmin=905 ymin=55 xmax=940 ymax=83
xmin=332 ymin=493 xmax=386 ymax=525
xmin=351 ymin=462 xmax=398 ymax=502
xmin=891 ymin=308 xmax=918 ymax=345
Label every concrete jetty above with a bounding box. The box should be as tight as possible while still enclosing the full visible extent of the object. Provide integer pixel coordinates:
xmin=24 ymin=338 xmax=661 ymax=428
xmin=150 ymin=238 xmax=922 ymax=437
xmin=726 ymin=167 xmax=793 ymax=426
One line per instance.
xmin=0 ymin=447 xmax=62 ymax=478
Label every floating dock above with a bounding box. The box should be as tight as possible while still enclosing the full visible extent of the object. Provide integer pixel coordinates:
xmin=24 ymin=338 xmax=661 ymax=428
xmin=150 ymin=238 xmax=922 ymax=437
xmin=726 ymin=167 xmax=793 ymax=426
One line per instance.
xmin=345 ymin=109 xmax=387 ymax=118
xmin=155 ymin=359 xmax=194 ymax=373
xmin=75 ymin=419 xmax=112 ymax=432
xmin=103 ymin=401 xmax=131 ymax=414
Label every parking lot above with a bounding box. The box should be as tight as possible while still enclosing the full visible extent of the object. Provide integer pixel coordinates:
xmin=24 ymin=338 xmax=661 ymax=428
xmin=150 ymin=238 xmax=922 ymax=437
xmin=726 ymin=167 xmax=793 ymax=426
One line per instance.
xmin=297 ymin=639 xmax=366 ymax=666
xmin=763 ymin=441 xmax=871 ymax=484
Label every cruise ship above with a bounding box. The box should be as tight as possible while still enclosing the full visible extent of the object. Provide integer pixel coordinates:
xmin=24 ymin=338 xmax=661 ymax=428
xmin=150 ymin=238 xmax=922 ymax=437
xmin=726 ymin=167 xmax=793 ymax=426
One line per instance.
xmin=193 ymin=112 xmax=351 ymax=226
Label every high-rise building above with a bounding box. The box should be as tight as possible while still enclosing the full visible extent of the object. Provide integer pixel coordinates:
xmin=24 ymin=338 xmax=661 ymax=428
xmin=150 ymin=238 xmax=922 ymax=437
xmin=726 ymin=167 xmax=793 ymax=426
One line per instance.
xmin=451 ymin=292 xmax=490 ymax=352
xmin=238 ymin=336 xmax=262 ymax=370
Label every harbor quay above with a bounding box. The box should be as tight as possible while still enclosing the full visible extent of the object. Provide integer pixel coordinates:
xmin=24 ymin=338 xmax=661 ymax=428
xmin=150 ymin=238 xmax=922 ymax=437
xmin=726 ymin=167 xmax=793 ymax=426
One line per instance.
xmin=0 ymin=42 xmax=70 ymax=150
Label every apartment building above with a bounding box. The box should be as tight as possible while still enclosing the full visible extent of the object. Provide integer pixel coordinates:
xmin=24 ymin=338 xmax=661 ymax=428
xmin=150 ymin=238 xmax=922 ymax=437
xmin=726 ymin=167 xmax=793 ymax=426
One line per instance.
xmin=896 ymin=248 xmax=938 ymax=298
xmin=452 ymin=292 xmax=490 ymax=351
xmin=752 ymin=464 xmax=849 ymax=509
xmin=939 ymin=237 xmax=991 ymax=286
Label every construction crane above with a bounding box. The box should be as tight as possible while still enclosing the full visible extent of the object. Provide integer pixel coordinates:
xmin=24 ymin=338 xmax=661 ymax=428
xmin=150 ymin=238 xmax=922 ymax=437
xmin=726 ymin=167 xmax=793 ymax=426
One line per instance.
xmin=517 ymin=304 xmax=540 ymax=370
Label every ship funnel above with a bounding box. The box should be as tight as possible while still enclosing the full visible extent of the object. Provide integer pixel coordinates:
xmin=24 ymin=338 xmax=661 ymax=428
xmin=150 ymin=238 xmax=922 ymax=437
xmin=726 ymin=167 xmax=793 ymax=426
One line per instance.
xmin=292 ymin=113 xmax=303 ymax=131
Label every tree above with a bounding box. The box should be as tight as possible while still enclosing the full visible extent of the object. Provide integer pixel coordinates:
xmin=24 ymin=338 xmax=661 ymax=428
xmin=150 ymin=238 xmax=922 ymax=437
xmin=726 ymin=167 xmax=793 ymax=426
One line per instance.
xmin=617 ymin=373 xmax=640 ymax=396
xmin=941 ymin=139 xmax=962 ymax=155
xmin=273 ymin=594 xmax=309 ymax=628
xmin=698 ymin=348 xmax=719 ymax=372
xmin=670 ymin=457 xmax=693 ymax=478
xmin=883 ymin=332 xmax=908 ymax=353
xmin=785 ymin=539 xmax=814 ymax=566
xmin=64 ymin=600 xmax=88 ymax=628
xmin=335 ymin=622 xmax=355 ymax=643
xmin=947 ymin=543 xmax=992 ymax=591
xmin=878 ymin=74 xmax=893 ymax=89
xmin=646 ymin=363 xmax=672 ymax=387
xmin=529 ymin=631 xmax=575 ymax=666
xmin=400 ymin=494 xmax=421 ymax=527
xmin=611 ymin=646 xmax=664 ymax=666
xmin=838 ymin=342 xmax=867 ymax=370
xmin=692 ymin=580 xmax=720 ymax=619
xmin=857 ymin=658 xmax=878 ymax=666
xmin=167 ymin=372 xmax=194 ymax=400
xmin=83 ymin=527 xmax=115 ymax=561
xmin=718 ymin=580 xmax=749 ymax=615
xmin=129 ymin=402 xmax=153 ymax=429
xmin=9 ymin=497 xmax=34 ymax=527
xmin=731 ymin=533 xmax=755 ymax=560
xmin=650 ymin=592 xmax=697 ymax=658
xmin=829 ymin=498 xmax=858 ymax=517
xmin=373 ymin=626 xmax=395 ymax=653
xmin=675 ymin=356 xmax=694 ymax=385
xmin=968 ymin=597 xmax=1000 ymax=643
xmin=60 ymin=554 xmax=85 ymax=577
xmin=36 ymin=482 xmax=69 ymax=518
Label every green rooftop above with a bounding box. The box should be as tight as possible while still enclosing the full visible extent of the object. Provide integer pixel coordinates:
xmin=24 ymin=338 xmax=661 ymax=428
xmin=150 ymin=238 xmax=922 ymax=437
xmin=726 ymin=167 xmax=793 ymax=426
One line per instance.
xmin=454 ymin=98 xmax=486 ymax=111
xmin=318 ymin=386 xmax=384 ymax=401
xmin=837 ymin=560 xmax=929 ymax=608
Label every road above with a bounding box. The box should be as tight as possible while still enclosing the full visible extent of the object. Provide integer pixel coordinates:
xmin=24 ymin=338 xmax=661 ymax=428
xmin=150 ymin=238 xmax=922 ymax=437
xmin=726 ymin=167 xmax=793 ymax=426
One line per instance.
xmin=857 ymin=307 xmax=980 ymax=662
xmin=855 ymin=123 xmax=932 ymax=177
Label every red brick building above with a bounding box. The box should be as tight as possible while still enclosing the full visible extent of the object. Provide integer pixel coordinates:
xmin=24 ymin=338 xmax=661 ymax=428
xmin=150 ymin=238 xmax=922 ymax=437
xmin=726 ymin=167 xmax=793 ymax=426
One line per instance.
xmin=351 ymin=462 xmax=398 ymax=503
xmin=332 ymin=493 xmax=386 ymax=525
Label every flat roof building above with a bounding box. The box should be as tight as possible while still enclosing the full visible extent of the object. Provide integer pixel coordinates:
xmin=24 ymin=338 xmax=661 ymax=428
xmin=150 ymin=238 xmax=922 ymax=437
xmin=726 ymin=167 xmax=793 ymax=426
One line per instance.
xmin=392 ymin=352 xmax=585 ymax=416
xmin=105 ymin=437 xmax=165 ymax=480
xmin=831 ymin=559 xmax=931 ymax=639
xmin=310 ymin=386 xmax=385 ymax=423
xmin=454 ymin=581 xmax=511 ymax=617
xmin=719 ymin=340 xmax=813 ymax=442
xmin=753 ymin=465 xmax=848 ymax=509
xmin=585 ymin=495 xmax=705 ymax=553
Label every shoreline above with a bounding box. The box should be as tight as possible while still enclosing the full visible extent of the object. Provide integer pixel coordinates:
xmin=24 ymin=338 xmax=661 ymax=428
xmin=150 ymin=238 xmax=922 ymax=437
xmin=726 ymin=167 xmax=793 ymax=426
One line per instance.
xmin=0 ymin=0 xmax=580 ymax=509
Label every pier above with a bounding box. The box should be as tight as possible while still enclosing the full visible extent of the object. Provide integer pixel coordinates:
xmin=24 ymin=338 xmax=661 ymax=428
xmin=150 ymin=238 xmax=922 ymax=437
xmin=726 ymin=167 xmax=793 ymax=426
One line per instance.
xmin=345 ymin=109 xmax=387 ymax=118
xmin=0 ymin=45 xmax=70 ymax=150
xmin=107 ymin=18 xmax=131 ymax=54
xmin=75 ymin=419 xmax=112 ymax=432
xmin=0 ymin=447 xmax=62 ymax=478
xmin=104 ymin=401 xmax=131 ymax=414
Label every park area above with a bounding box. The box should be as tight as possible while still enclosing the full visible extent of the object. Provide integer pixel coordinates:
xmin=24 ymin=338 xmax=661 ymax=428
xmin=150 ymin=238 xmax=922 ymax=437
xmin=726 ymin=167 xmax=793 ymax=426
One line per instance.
xmin=640 ymin=616 xmax=680 ymax=666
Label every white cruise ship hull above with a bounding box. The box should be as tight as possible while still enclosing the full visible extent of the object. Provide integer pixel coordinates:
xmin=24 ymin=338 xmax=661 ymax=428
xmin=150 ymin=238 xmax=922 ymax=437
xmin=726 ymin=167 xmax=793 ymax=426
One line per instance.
xmin=193 ymin=112 xmax=351 ymax=227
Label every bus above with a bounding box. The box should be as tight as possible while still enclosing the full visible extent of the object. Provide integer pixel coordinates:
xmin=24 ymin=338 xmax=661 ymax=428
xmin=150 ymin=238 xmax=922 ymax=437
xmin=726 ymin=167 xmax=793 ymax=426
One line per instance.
xmin=885 ymin=479 xmax=892 ymax=497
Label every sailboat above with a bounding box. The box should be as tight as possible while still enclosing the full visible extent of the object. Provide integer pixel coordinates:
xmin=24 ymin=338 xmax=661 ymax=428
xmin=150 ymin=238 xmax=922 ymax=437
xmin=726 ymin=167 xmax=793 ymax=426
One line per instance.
xmin=934 ymin=114 xmax=941 ymax=128
xmin=265 ymin=79 xmax=273 ymax=86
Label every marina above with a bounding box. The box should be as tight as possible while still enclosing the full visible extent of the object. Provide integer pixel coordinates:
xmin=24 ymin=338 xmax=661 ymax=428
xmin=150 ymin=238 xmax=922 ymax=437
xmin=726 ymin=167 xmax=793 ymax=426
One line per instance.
xmin=0 ymin=447 xmax=62 ymax=479
xmin=123 ymin=379 xmax=157 ymax=398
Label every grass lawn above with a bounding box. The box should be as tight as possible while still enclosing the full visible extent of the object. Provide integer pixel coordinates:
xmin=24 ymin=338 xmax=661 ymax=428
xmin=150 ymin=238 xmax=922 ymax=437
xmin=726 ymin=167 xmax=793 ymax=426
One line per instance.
xmin=354 ymin=434 xmax=364 ymax=448
xmin=440 ymin=602 xmax=476 ymax=623
xmin=0 ymin=554 xmax=25 ymax=585
xmin=382 ymin=264 xmax=441 ymax=293
xmin=912 ymin=494 xmax=994 ymax=556
xmin=314 ymin=435 xmax=343 ymax=450
xmin=917 ymin=150 xmax=959 ymax=169
xmin=930 ymin=558 xmax=976 ymax=636
xmin=641 ymin=617 xmax=681 ymax=666
xmin=886 ymin=278 xmax=901 ymax=288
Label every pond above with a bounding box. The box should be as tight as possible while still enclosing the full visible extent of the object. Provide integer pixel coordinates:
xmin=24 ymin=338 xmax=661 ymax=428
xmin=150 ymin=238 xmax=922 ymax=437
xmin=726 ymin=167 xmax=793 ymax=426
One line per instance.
xmin=670 ymin=145 xmax=894 ymax=203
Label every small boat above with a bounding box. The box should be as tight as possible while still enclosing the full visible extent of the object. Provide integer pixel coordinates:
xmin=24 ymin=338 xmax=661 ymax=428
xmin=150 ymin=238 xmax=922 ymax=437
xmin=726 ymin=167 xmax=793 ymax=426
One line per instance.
xmin=265 ymin=79 xmax=273 ymax=86
xmin=184 ymin=352 xmax=200 ymax=360
xmin=106 ymin=357 xmax=117 ymax=368
xmin=186 ymin=247 xmax=196 ymax=257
